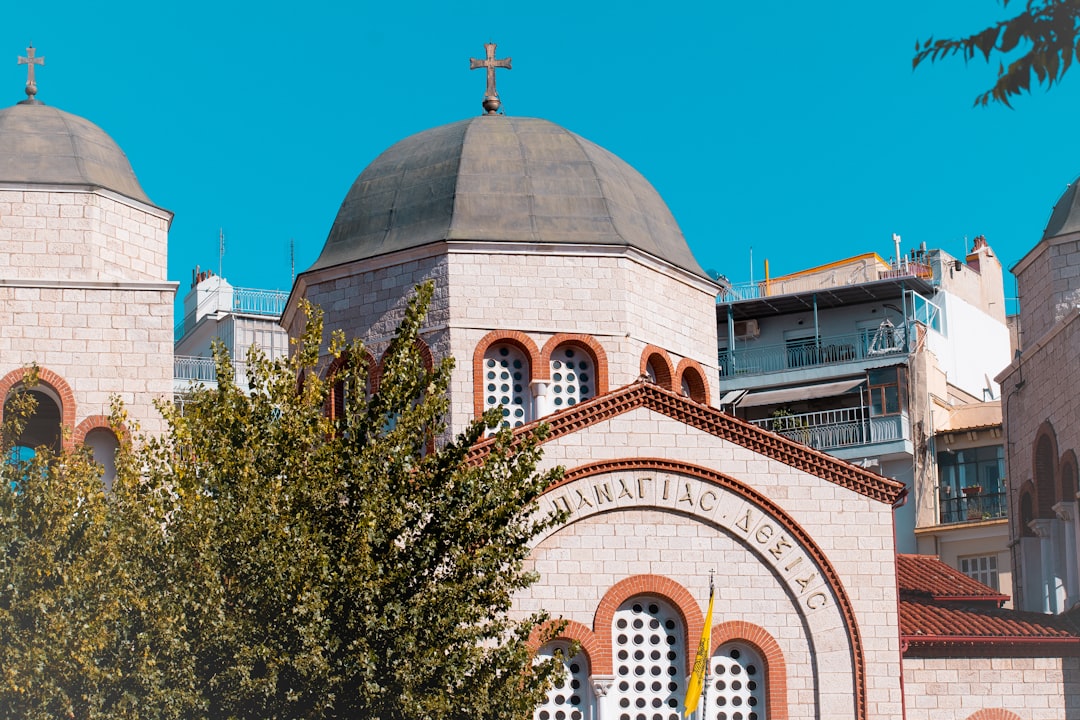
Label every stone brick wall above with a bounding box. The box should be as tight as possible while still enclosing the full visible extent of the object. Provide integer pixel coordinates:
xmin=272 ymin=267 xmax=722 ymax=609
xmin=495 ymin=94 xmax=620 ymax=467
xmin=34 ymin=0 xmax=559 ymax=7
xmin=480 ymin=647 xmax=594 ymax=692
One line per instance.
xmin=293 ymin=245 xmax=719 ymax=434
xmin=903 ymin=655 xmax=1080 ymax=719
xmin=1015 ymin=234 xmax=1080 ymax=344
xmin=519 ymin=409 xmax=905 ymax=719
xmin=0 ymin=190 xmax=169 ymax=283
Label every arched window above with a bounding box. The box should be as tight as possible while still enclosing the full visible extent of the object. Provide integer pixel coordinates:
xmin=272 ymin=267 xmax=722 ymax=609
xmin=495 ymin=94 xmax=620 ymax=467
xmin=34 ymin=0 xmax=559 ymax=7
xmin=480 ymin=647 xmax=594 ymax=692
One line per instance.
xmin=611 ymin=597 xmax=685 ymax=720
xmin=483 ymin=344 xmax=532 ymax=429
xmin=678 ymin=366 xmax=707 ymax=404
xmin=84 ymin=427 xmax=120 ymax=491
xmin=535 ymin=640 xmax=591 ymax=720
xmin=1035 ymin=433 xmax=1057 ymax=517
xmin=709 ymin=642 xmax=767 ymax=720
xmin=5 ymin=387 xmax=63 ymax=460
xmin=549 ymin=345 xmax=595 ymax=410
xmin=1019 ymin=489 xmax=1035 ymax=537
xmin=1061 ymin=454 xmax=1077 ymax=504
xmin=641 ymin=348 xmax=674 ymax=391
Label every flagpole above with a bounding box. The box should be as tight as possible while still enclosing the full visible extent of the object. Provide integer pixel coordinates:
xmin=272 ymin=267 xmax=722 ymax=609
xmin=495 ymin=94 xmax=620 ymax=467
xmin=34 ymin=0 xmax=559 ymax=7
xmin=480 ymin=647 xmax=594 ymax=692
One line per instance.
xmin=701 ymin=570 xmax=714 ymax=719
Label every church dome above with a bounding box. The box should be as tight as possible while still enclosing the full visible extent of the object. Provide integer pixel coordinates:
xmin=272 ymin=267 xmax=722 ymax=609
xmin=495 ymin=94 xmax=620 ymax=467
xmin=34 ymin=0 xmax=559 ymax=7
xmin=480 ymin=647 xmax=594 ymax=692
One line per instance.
xmin=311 ymin=115 xmax=707 ymax=278
xmin=0 ymin=102 xmax=152 ymax=204
xmin=1042 ymin=176 xmax=1080 ymax=241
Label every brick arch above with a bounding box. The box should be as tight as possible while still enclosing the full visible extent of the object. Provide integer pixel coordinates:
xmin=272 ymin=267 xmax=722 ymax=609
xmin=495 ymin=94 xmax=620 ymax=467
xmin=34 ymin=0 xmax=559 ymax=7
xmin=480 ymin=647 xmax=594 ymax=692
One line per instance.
xmin=674 ymin=358 xmax=710 ymax=405
xmin=0 ymin=366 xmax=77 ymax=450
xmin=711 ymin=620 xmax=788 ymax=720
xmin=1017 ymin=480 xmax=1037 ymax=538
xmin=325 ymin=348 xmax=379 ymax=420
xmin=592 ymin=574 xmax=703 ymax=677
xmin=540 ymin=334 xmax=609 ymax=395
xmin=73 ymin=415 xmax=129 ymax=445
xmin=1033 ymin=422 xmax=1058 ymax=517
xmin=964 ymin=710 xmax=1024 ymax=720
xmin=545 ymin=457 xmax=869 ymax=720
xmin=639 ymin=345 xmax=675 ymax=391
xmin=528 ymin=619 xmax=604 ymax=673
xmin=473 ymin=331 xmax=541 ymax=418
xmin=1060 ymin=449 xmax=1078 ymax=502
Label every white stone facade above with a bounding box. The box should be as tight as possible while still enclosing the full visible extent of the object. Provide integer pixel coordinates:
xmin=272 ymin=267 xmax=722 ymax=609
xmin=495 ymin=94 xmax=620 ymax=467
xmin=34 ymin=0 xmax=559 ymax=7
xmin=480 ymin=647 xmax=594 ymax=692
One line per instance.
xmin=0 ymin=186 xmax=175 ymax=439
xmin=903 ymin=656 xmax=1080 ymax=720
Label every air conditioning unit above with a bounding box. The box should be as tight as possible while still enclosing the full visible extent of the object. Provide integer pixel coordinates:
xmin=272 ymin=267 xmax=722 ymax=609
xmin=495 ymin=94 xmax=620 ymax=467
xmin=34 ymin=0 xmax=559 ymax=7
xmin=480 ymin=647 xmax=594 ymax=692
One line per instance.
xmin=733 ymin=319 xmax=760 ymax=339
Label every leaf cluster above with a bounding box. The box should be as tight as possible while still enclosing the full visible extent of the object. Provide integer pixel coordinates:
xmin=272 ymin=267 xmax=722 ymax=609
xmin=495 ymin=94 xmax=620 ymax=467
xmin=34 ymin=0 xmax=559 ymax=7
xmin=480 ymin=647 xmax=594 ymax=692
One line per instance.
xmin=914 ymin=0 xmax=1080 ymax=106
xmin=0 ymin=283 xmax=568 ymax=720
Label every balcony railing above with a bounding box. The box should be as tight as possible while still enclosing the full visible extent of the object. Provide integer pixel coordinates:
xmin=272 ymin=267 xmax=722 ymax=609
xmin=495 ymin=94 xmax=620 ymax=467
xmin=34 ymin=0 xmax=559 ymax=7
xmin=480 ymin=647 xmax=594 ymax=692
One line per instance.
xmin=750 ymin=407 xmax=908 ymax=452
xmin=174 ymin=355 xmax=249 ymax=386
xmin=232 ymin=287 xmax=288 ymax=317
xmin=720 ymin=327 xmax=906 ymax=377
xmin=939 ymin=491 xmax=1008 ymax=525
xmin=719 ymin=261 xmax=934 ymax=302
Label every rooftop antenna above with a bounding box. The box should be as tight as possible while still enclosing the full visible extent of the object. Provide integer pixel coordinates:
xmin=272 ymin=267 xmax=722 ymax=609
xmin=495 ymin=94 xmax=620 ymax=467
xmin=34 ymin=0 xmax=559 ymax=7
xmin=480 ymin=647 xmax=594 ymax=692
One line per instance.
xmin=290 ymin=238 xmax=295 ymax=284
xmin=218 ymin=228 xmax=224 ymax=278
xmin=749 ymin=246 xmax=754 ymax=287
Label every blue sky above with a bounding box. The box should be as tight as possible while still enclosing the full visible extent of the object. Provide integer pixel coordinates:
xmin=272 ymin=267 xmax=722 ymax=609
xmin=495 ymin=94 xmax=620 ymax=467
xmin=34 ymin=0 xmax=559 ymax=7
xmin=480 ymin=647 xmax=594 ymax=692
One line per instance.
xmin=4 ymin=1 xmax=1078 ymax=310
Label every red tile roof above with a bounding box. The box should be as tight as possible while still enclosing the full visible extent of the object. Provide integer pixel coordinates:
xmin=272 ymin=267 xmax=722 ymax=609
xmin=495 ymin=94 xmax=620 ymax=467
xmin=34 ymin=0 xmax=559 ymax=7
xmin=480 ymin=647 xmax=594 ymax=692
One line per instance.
xmin=896 ymin=553 xmax=1009 ymax=604
xmin=900 ymin=598 xmax=1080 ymax=644
xmin=898 ymin=555 xmax=1080 ymax=650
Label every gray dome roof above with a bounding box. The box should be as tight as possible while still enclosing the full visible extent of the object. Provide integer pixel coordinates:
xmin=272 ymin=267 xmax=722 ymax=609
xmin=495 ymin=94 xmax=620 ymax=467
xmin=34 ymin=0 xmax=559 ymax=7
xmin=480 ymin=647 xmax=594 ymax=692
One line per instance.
xmin=1042 ymin=177 xmax=1080 ymax=241
xmin=0 ymin=102 xmax=151 ymax=204
xmin=311 ymin=116 xmax=706 ymax=278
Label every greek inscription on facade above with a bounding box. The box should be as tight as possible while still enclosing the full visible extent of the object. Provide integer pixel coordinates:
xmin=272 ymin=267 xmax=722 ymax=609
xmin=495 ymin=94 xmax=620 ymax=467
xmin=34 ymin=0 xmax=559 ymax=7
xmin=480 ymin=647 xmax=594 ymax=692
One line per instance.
xmin=735 ymin=508 xmax=753 ymax=533
xmin=575 ymin=488 xmax=594 ymax=509
xmin=618 ymin=479 xmax=635 ymax=499
xmin=595 ymin=482 xmax=613 ymax=505
xmin=699 ymin=490 xmax=717 ymax=512
xmin=678 ymin=482 xmax=695 ymax=506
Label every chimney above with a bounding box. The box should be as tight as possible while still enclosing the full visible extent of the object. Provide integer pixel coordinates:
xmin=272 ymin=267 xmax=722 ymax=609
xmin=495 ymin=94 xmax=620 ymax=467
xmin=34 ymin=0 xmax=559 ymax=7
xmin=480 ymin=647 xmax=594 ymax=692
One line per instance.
xmin=966 ymin=235 xmax=990 ymax=273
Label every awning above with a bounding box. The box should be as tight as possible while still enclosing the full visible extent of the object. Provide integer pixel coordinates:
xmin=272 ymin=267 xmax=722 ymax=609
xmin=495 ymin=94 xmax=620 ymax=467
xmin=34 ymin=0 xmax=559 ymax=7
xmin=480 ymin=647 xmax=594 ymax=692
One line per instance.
xmin=738 ymin=377 xmax=866 ymax=408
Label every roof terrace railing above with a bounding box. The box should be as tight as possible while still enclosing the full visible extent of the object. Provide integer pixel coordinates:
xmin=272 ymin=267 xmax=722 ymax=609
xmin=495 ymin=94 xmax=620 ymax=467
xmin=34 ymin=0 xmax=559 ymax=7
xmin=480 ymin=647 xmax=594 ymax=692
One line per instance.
xmin=749 ymin=407 xmax=908 ymax=452
xmin=718 ymin=260 xmax=935 ymax=303
xmin=232 ymin=287 xmax=288 ymax=317
xmin=174 ymin=355 xmax=248 ymax=386
xmin=719 ymin=327 xmax=906 ymax=377
xmin=938 ymin=491 xmax=1008 ymax=525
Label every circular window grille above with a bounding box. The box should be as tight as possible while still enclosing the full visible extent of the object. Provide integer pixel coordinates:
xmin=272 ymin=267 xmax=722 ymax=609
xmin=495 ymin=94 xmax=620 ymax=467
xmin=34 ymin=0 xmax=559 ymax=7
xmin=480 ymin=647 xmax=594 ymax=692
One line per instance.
xmin=612 ymin=598 xmax=684 ymax=720
xmin=483 ymin=344 xmax=530 ymax=430
xmin=535 ymin=640 xmax=590 ymax=720
xmin=708 ymin=643 xmax=765 ymax=720
xmin=551 ymin=347 xmax=594 ymax=408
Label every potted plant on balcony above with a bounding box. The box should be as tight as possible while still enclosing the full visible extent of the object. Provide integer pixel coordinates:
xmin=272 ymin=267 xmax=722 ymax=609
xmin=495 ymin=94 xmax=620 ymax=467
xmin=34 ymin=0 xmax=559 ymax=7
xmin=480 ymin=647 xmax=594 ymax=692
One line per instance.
xmin=770 ymin=408 xmax=811 ymax=445
xmin=963 ymin=485 xmax=983 ymax=521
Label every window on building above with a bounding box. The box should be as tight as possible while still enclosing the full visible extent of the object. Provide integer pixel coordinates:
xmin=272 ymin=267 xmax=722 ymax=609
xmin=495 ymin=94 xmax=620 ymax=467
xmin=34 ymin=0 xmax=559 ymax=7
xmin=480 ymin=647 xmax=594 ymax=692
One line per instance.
xmin=612 ymin=598 xmax=684 ymax=720
xmin=5 ymin=387 xmax=62 ymax=459
xmin=866 ymin=367 xmax=905 ymax=416
xmin=84 ymin=427 xmax=120 ymax=492
xmin=550 ymin=346 xmax=594 ymax=409
xmin=959 ymin=554 xmax=999 ymax=590
xmin=709 ymin=643 xmax=767 ymax=720
xmin=535 ymin=640 xmax=591 ymax=720
xmin=483 ymin=344 xmax=532 ymax=428
xmin=937 ymin=445 xmax=1007 ymax=523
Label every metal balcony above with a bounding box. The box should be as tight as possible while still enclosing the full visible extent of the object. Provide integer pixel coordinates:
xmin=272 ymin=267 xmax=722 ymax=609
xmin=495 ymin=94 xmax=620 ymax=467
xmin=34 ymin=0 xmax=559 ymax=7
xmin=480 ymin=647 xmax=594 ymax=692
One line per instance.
xmin=749 ymin=406 xmax=908 ymax=452
xmin=938 ymin=491 xmax=1008 ymax=525
xmin=720 ymin=328 xmax=906 ymax=378
xmin=174 ymin=355 xmax=249 ymax=391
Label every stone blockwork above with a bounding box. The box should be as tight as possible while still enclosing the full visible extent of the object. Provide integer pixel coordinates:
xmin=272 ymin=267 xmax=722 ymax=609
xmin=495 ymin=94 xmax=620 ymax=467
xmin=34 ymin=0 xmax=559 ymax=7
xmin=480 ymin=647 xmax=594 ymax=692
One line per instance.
xmin=0 ymin=187 xmax=175 ymax=438
xmin=516 ymin=407 xmax=905 ymax=719
xmin=1013 ymin=234 xmax=1080 ymax=342
xmin=0 ymin=189 xmax=170 ymax=283
xmin=289 ymin=244 xmax=719 ymax=434
xmin=903 ymin=655 xmax=1080 ymax=720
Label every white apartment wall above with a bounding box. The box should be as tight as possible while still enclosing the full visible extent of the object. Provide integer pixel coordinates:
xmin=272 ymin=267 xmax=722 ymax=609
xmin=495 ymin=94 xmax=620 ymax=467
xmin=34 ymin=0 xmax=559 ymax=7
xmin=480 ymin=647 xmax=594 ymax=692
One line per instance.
xmin=925 ymin=291 xmax=1011 ymax=399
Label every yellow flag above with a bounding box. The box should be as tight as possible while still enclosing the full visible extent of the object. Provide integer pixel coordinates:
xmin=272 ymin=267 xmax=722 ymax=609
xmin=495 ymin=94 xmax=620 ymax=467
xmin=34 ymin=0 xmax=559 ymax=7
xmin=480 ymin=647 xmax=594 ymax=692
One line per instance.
xmin=683 ymin=585 xmax=715 ymax=717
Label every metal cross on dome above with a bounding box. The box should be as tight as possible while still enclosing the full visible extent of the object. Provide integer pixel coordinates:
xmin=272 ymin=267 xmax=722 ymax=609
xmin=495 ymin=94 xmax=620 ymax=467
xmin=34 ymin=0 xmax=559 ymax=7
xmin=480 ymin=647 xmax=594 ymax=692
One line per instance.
xmin=18 ymin=44 xmax=44 ymax=103
xmin=469 ymin=42 xmax=511 ymax=115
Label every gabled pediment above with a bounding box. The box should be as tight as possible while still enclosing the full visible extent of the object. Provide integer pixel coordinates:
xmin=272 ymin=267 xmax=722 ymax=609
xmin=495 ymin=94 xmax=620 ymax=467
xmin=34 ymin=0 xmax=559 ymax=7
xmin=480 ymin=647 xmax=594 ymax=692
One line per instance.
xmin=470 ymin=380 xmax=906 ymax=505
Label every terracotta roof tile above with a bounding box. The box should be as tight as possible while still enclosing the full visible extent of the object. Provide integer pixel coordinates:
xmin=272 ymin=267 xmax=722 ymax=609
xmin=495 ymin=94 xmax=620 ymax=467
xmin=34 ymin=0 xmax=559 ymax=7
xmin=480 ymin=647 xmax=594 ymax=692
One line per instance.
xmin=896 ymin=553 xmax=1009 ymax=603
xmin=900 ymin=598 xmax=1080 ymax=642
xmin=468 ymin=381 xmax=907 ymax=505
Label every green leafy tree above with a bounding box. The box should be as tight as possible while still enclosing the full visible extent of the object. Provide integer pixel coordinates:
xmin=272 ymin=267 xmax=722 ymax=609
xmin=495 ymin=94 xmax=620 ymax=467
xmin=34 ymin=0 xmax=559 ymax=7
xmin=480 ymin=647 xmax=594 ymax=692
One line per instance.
xmin=914 ymin=0 xmax=1080 ymax=106
xmin=130 ymin=282 xmax=567 ymax=719
xmin=0 ymin=378 xmax=195 ymax=719
xmin=0 ymin=283 xmax=567 ymax=719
